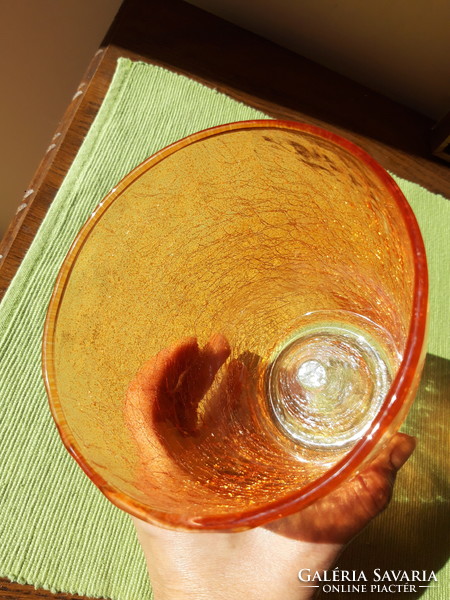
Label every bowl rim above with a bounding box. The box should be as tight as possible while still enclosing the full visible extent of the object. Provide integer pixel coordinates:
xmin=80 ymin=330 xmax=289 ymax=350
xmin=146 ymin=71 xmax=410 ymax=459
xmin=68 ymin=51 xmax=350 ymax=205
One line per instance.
xmin=42 ymin=119 xmax=429 ymax=530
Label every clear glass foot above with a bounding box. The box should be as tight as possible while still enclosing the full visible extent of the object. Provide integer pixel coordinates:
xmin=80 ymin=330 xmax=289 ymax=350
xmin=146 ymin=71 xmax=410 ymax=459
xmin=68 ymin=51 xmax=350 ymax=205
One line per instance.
xmin=266 ymin=315 xmax=399 ymax=450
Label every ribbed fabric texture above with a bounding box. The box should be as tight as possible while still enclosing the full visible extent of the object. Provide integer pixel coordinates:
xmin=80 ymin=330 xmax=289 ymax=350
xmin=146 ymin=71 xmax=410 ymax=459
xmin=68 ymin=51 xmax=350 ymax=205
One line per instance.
xmin=0 ymin=58 xmax=448 ymax=599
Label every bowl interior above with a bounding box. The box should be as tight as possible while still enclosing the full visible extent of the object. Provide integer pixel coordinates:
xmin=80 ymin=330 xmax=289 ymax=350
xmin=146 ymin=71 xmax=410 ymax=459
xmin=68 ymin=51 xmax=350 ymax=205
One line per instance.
xmin=43 ymin=121 xmax=427 ymax=530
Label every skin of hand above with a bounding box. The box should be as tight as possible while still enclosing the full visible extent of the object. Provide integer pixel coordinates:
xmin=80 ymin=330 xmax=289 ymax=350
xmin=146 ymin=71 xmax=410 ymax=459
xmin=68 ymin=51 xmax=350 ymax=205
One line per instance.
xmin=125 ymin=335 xmax=416 ymax=600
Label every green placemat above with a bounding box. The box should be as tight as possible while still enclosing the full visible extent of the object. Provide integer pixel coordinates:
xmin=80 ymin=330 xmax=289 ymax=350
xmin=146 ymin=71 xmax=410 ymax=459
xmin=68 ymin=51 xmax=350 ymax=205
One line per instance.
xmin=0 ymin=58 xmax=449 ymax=600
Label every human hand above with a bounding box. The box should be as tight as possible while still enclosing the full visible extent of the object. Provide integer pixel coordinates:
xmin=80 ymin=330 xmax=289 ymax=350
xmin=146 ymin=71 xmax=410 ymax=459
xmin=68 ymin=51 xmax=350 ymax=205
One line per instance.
xmin=125 ymin=336 xmax=415 ymax=600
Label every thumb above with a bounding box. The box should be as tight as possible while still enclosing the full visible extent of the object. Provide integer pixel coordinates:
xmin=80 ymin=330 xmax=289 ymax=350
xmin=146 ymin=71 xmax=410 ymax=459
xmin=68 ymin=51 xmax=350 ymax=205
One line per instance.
xmin=355 ymin=432 xmax=416 ymax=519
xmin=388 ymin=432 xmax=416 ymax=470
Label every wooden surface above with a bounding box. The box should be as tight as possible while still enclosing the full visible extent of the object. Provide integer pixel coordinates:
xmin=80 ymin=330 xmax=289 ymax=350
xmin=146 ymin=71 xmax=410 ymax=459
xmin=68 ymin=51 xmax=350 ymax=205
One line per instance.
xmin=1 ymin=0 xmax=450 ymax=300
xmin=0 ymin=0 xmax=448 ymax=597
xmin=1 ymin=0 xmax=450 ymax=298
xmin=0 ymin=579 xmax=90 ymax=600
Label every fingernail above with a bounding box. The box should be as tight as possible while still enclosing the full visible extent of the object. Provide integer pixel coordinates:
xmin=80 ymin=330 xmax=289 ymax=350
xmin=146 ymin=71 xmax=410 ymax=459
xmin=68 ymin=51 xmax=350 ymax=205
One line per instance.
xmin=390 ymin=436 xmax=416 ymax=470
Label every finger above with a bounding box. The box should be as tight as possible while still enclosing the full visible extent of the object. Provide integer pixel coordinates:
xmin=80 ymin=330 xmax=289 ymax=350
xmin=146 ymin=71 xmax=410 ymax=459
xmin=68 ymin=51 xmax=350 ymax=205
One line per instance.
xmin=130 ymin=337 xmax=199 ymax=396
xmin=129 ymin=335 xmax=230 ymax=401
xmin=140 ymin=335 xmax=229 ymax=435
xmin=364 ymin=432 xmax=416 ymax=483
xmin=124 ymin=338 xmax=200 ymax=437
xmin=202 ymin=359 xmax=249 ymax=431
xmin=264 ymin=433 xmax=416 ymax=544
xmin=165 ymin=334 xmax=230 ymax=418
xmin=163 ymin=335 xmax=231 ymax=434
xmin=191 ymin=334 xmax=231 ymax=400
xmin=352 ymin=433 xmax=416 ymax=519
xmin=162 ymin=334 xmax=230 ymax=401
xmin=156 ymin=337 xmax=201 ymax=395
xmin=388 ymin=432 xmax=416 ymax=470
xmin=203 ymin=333 xmax=231 ymax=368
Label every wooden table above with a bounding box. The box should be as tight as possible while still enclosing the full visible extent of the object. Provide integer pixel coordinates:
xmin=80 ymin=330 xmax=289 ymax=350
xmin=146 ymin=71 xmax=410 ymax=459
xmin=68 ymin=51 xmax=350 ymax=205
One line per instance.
xmin=0 ymin=0 xmax=448 ymax=597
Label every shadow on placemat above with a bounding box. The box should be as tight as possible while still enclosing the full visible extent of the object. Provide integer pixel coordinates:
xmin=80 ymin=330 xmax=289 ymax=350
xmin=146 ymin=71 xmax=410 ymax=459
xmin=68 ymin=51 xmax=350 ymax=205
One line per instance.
xmin=319 ymin=353 xmax=450 ymax=599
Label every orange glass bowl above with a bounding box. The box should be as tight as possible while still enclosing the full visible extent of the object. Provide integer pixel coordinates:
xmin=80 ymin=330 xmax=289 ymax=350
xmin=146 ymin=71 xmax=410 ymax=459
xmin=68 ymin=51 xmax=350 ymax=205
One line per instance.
xmin=43 ymin=120 xmax=428 ymax=531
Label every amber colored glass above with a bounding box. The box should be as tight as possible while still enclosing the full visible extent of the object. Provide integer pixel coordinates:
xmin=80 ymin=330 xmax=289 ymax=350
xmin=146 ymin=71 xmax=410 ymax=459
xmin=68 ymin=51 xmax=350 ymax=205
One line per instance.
xmin=43 ymin=121 xmax=428 ymax=531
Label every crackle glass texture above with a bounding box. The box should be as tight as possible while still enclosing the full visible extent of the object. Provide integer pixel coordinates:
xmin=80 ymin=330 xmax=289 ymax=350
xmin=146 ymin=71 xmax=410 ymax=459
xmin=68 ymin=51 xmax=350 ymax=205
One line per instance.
xmin=44 ymin=122 xmax=427 ymax=530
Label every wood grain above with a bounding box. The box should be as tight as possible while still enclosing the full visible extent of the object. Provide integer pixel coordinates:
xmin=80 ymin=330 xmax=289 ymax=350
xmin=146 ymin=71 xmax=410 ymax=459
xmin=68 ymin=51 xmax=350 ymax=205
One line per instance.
xmin=1 ymin=0 xmax=449 ymax=299
xmin=0 ymin=579 xmax=90 ymax=600
xmin=0 ymin=0 xmax=449 ymax=597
